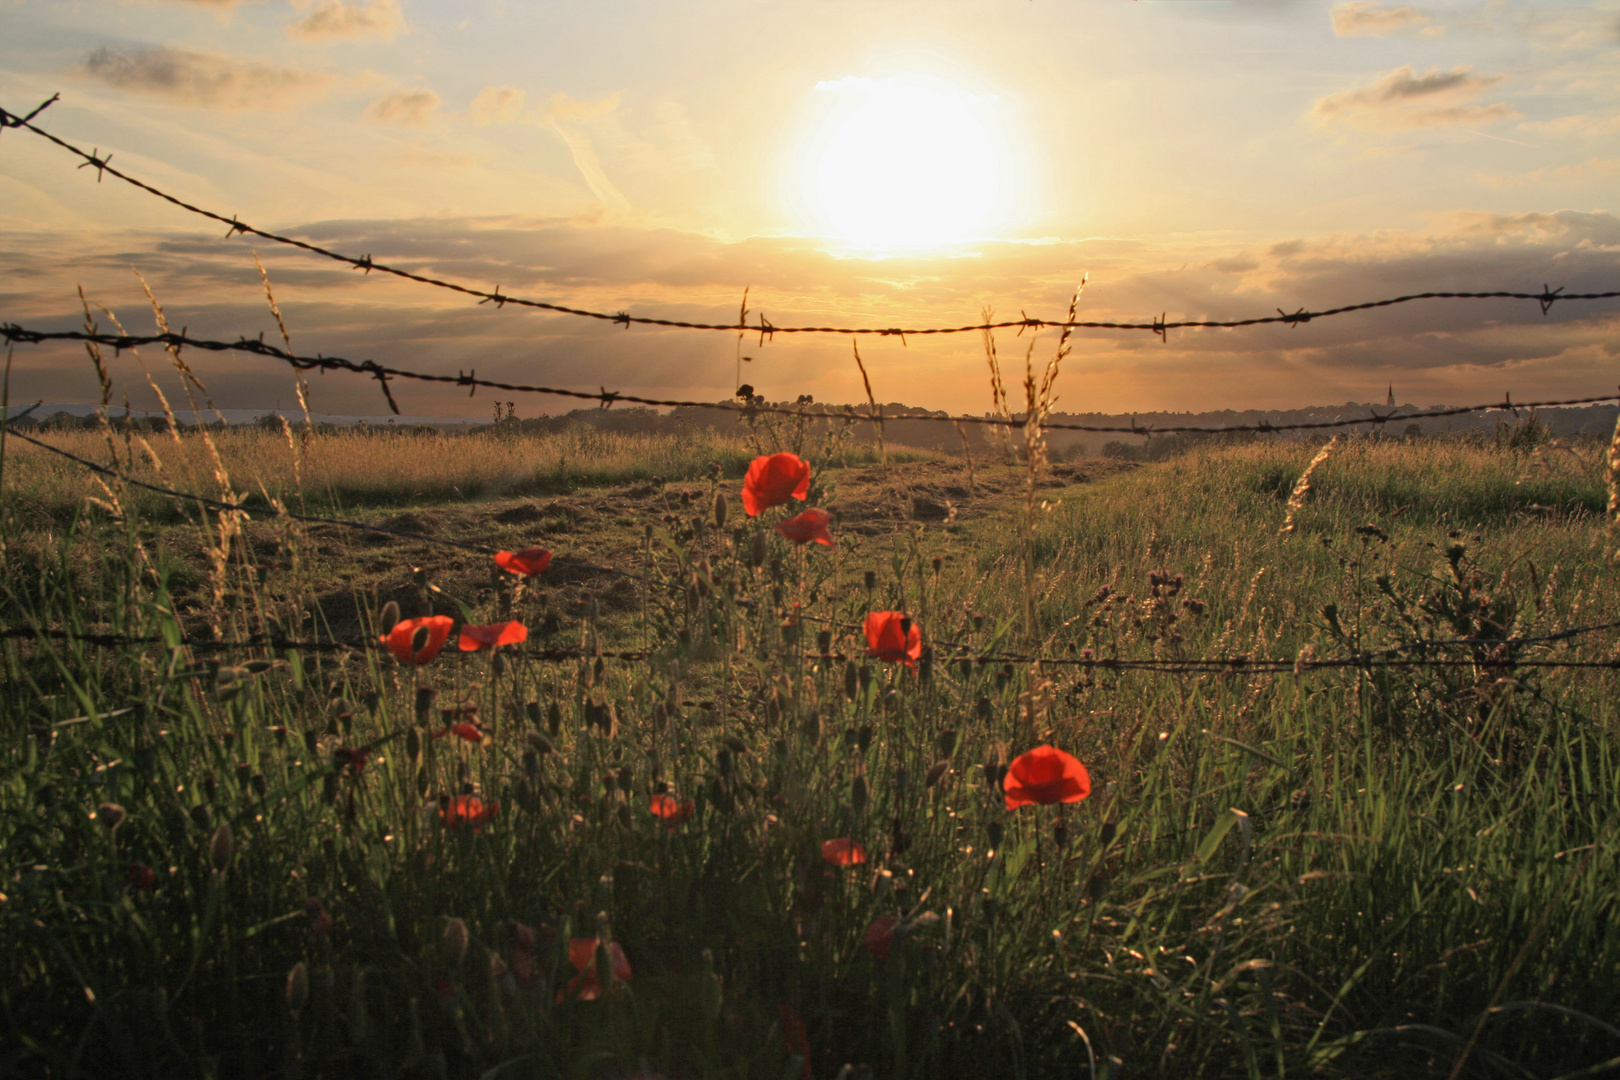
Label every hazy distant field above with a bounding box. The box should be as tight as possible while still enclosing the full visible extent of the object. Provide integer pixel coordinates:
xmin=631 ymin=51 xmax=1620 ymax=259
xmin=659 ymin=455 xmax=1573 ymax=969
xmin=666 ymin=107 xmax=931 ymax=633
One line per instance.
xmin=3 ymin=418 xmax=1618 ymax=1080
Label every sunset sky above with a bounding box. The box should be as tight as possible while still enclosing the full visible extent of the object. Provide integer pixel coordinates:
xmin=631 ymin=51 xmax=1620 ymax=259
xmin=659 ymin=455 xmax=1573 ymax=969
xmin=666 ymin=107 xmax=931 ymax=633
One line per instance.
xmin=1 ymin=0 xmax=1617 ymax=419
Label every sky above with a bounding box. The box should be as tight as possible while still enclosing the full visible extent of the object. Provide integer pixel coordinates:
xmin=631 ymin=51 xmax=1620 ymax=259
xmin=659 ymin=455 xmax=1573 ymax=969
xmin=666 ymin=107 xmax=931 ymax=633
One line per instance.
xmin=1 ymin=0 xmax=1617 ymax=420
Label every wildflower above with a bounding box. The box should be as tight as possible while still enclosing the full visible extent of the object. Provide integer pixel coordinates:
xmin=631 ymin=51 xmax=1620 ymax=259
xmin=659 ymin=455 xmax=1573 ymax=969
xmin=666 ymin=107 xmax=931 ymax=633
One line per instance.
xmin=864 ymin=611 xmax=922 ymax=669
xmin=458 ymin=620 xmax=527 ymax=651
xmin=820 ymin=838 xmax=866 ymax=867
xmin=433 ymin=722 xmax=487 ymax=744
xmin=741 ymin=452 xmax=811 ymax=516
xmin=127 ymin=862 xmax=157 ymax=890
xmin=565 ymin=938 xmax=632 ymax=1001
xmin=649 ymin=792 xmax=694 ymax=827
xmin=1003 ymin=745 xmax=1092 ymax=810
xmin=383 ymin=615 xmax=454 ymax=665
xmin=333 ymin=746 xmax=370 ymax=777
xmin=775 ymin=508 xmax=834 ymax=546
xmin=440 ymin=794 xmax=500 ymax=831
xmin=863 ymin=915 xmax=899 ymax=959
xmin=495 ymin=546 xmax=552 ymax=576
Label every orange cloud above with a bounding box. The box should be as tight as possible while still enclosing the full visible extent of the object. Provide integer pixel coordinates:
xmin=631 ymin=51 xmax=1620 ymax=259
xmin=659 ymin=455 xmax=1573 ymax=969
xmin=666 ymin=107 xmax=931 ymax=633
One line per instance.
xmin=1311 ymin=66 xmax=1515 ymax=130
xmin=366 ymin=89 xmax=441 ymax=127
xmin=79 ymin=46 xmax=331 ymax=111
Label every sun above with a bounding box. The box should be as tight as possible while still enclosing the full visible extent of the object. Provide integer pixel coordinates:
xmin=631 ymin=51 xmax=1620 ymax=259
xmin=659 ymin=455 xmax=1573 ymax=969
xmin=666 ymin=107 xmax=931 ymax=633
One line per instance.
xmin=796 ymin=74 xmax=1017 ymax=252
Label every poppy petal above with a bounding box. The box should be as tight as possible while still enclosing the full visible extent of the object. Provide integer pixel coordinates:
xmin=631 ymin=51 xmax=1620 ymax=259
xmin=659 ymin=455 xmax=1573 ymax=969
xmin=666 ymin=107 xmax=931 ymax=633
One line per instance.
xmin=383 ymin=615 xmax=454 ymax=665
xmin=775 ymin=508 xmax=834 ymax=546
xmin=458 ymin=620 xmax=528 ymax=651
xmin=1004 ymin=745 xmax=1091 ymax=810
xmin=742 ymin=453 xmax=812 ymax=517
xmin=495 ymin=547 xmax=552 ymax=576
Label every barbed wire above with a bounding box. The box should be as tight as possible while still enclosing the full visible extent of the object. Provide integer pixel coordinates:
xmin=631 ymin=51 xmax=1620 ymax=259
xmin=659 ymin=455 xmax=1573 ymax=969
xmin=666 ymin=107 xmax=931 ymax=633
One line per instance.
xmin=4 ymin=325 xmax=1615 ymax=435
xmin=7 ymin=621 xmax=1617 ymax=675
xmin=3 ymin=97 xmax=1618 ymax=340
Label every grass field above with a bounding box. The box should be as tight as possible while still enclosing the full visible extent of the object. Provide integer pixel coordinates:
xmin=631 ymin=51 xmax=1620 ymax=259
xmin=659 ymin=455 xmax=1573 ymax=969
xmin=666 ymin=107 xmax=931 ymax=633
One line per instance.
xmin=3 ymin=417 xmax=1618 ymax=1080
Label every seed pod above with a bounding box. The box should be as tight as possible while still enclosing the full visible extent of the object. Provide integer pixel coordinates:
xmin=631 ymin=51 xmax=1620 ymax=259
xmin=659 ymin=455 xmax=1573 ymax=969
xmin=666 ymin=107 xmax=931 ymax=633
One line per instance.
xmin=863 ymin=570 xmax=877 ymax=591
xmin=918 ymin=645 xmax=933 ymax=682
xmin=1053 ymin=820 xmax=1070 ymax=848
xmin=250 ymin=774 xmax=267 ymax=798
xmin=1099 ymin=821 xmax=1117 ymax=846
xmin=415 ymin=687 xmax=438 ymax=721
xmin=750 ymin=531 xmax=768 ymax=568
xmin=937 ymin=729 xmax=958 ymax=758
xmin=859 ymin=665 xmax=873 ymax=693
xmin=857 ymin=724 xmax=873 ymax=753
xmin=406 ymin=727 xmax=422 ymax=767
xmin=209 ymin=822 xmax=233 ymax=871
xmin=522 ymin=749 xmax=540 ymax=777
xmin=844 ymin=661 xmax=858 ymax=700
xmin=925 ymin=760 xmax=950 ymax=788
xmin=713 ymin=491 xmax=728 ymax=530
xmin=851 ymin=775 xmax=869 ymax=814
xmin=976 ymin=696 xmax=992 ymax=723
xmin=525 ymin=701 xmax=542 ymax=727
xmin=815 ymin=630 xmax=833 ymax=655
xmin=986 ymin=822 xmax=1004 ymax=850
xmin=526 ymin=731 xmax=556 ymax=755
xmin=443 ymin=917 xmax=468 ymax=970
xmin=377 ymin=601 xmax=400 ymax=635
xmin=547 ymin=701 xmax=562 ymax=736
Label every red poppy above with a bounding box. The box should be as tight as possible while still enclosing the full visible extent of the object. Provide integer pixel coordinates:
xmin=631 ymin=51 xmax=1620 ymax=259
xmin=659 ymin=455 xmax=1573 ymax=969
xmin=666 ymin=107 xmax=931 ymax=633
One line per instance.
xmin=440 ymin=794 xmax=501 ymax=831
xmin=433 ymin=722 xmax=487 ymax=744
xmin=383 ymin=615 xmax=454 ymax=665
xmin=741 ymin=453 xmax=811 ymax=517
xmin=458 ymin=620 xmax=527 ymax=651
xmin=1003 ymin=745 xmax=1092 ymax=810
xmin=820 ymin=838 xmax=866 ymax=867
xmin=495 ymin=547 xmax=552 ymax=576
xmin=863 ymin=915 xmax=899 ymax=960
xmin=775 ymin=508 xmax=834 ymax=546
xmin=649 ymin=792 xmax=694 ymax=826
xmin=127 ymin=862 xmax=156 ymax=890
xmin=780 ymin=1003 xmax=813 ymax=1079
xmin=564 ymin=938 xmax=632 ymax=1001
xmin=864 ymin=611 xmax=922 ymax=669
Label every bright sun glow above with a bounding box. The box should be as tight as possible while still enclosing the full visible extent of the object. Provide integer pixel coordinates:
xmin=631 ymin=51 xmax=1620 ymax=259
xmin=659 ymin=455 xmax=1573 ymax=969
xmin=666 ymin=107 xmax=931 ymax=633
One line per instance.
xmin=799 ymin=74 xmax=1015 ymax=252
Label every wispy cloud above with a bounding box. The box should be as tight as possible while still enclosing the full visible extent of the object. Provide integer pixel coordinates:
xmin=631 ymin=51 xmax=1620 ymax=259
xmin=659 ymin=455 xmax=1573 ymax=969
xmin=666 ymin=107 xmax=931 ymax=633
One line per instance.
xmin=1311 ymin=66 xmax=1515 ymax=130
xmin=365 ymin=88 xmax=440 ymax=126
xmin=290 ymin=0 xmax=406 ymax=41
xmin=79 ymin=46 xmax=331 ymax=111
xmin=469 ymin=86 xmax=525 ymax=126
xmin=1330 ymin=2 xmax=1439 ymax=39
xmin=543 ymin=93 xmax=631 ymax=215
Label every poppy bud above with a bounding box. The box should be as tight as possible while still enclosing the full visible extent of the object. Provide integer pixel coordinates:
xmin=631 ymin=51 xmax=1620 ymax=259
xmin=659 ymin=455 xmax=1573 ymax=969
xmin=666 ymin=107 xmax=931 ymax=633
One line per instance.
xmin=378 ymin=601 xmax=400 ymax=635
xmin=321 ymin=773 xmax=338 ymax=805
xmin=937 ymin=729 xmax=958 ymax=758
xmin=859 ymin=665 xmax=873 ymax=693
xmin=250 ymin=774 xmax=267 ymax=798
xmin=616 ymin=767 xmax=633 ymax=794
xmin=882 ymin=690 xmax=899 ymax=714
xmin=713 ymin=491 xmax=728 ymax=530
xmin=415 ymin=687 xmax=438 ymax=721
xmin=236 ymin=762 xmax=253 ymax=787
xmin=925 ymin=760 xmax=949 ymax=788
xmin=97 ymin=802 xmax=126 ymax=830
xmin=857 ymin=724 xmax=873 ymax=753
xmin=406 ymin=727 xmax=422 ymax=766
xmin=816 ymin=630 xmax=832 ymax=655
xmin=851 ymin=775 xmax=868 ymax=814
xmin=750 ymin=531 xmax=768 ymax=568
xmin=717 ymin=749 xmax=733 ymax=779
xmin=918 ymin=646 xmax=933 ymax=682
xmin=799 ymin=711 xmax=822 ymax=744
xmin=986 ymin=822 xmax=1004 ymax=850
xmin=287 ymin=962 xmax=309 ymax=1018
xmin=128 ymin=861 xmax=156 ymax=890
xmin=844 ymin=661 xmax=859 ymax=701
xmin=492 ymin=652 xmax=507 ymax=676
xmin=526 ymin=731 xmax=556 ymax=755
xmin=525 ymin=701 xmax=542 ymax=727
xmin=203 ymin=774 xmax=218 ymax=801
xmin=976 ymin=696 xmax=992 ymax=723
xmin=1053 ymin=820 xmax=1069 ymax=848
xmin=209 ymin=822 xmax=233 ymax=871
xmin=863 ymin=570 xmax=877 ymax=592
xmin=190 ymin=804 xmax=211 ymax=829
xmin=443 ymin=917 xmax=469 ymax=970
xmin=548 ymin=701 xmax=562 ymax=736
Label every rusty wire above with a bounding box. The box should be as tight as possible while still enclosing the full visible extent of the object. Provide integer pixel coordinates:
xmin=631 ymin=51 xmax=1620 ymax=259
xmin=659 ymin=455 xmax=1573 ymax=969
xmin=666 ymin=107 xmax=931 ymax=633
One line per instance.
xmin=2 ymin=97 xmax=1618 ymax=339
xmin=4 ymin=324 xmax=1616 ymax=434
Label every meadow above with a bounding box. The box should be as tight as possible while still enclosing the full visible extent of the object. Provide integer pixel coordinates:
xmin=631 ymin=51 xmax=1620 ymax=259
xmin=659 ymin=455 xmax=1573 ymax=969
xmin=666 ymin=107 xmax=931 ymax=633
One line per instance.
xmin=2 ymin=413 xmax=1618 ymax=1080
